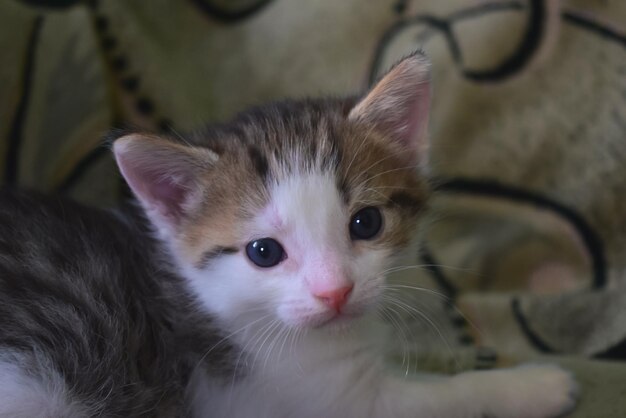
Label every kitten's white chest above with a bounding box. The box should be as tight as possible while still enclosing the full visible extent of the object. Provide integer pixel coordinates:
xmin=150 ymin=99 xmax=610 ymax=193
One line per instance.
xmin=188 ymin=320 xmax=387 ymax=418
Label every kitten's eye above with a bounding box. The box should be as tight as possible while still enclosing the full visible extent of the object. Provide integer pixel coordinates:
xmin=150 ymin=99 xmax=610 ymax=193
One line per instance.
xmin=349 ymin=207 xmax=382 ymax=240
xmin=246 ymin=238 xmax=286 ymax=268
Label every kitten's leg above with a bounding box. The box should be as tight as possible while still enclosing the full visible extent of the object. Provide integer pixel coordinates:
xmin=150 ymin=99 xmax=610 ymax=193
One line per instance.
xmin=374 ymin=363 xmax=578 ymax=418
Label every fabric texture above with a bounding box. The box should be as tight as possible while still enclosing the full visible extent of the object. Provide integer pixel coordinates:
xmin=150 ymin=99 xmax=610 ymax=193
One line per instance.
xmin=1 ymin=0 xmax=625 ymax=416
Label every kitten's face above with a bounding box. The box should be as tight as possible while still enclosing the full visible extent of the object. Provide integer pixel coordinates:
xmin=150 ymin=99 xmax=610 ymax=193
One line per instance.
xmin=114 ymin=53 xmax=431 ymax=332
xmin=183 ymin=143 xmax=425 ymax=330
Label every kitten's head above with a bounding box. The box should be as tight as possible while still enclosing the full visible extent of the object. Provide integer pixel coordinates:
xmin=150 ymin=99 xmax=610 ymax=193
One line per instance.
xmin=113 ymin=53 xmax=431 ymax=331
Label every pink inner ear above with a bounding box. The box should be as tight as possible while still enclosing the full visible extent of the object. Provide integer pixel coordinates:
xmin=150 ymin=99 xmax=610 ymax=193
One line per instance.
xmin=403 ymin=81 xmax=430 ymax=159
xmin=371 ymin=82 xmax=430 ymax=163
xmin=149 ymin=175 xmax=190 ymax=221
xmin=349 ymin=54 xmax=431 ymax=166
xmin=115 ymin=144 xmax=195 ymax=228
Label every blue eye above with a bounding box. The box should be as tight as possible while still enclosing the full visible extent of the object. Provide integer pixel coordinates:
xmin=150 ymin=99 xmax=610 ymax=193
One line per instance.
xmin=245 ymin=238 xmax=286 ymax=268
xmin=350 ymin=207 xmax=382 ymax=240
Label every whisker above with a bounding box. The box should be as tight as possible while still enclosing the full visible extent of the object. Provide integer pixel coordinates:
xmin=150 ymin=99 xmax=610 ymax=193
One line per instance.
xmin=229 ymin=318 xmax=278 ymax=402
xmin=366 ymin=185 xmax=420 ymax=191
xmin=350 ymin=152 xmax=398 ymax=186
xmin=344 ymin=124 xmax=376 ymax=176
xmin=384 ymin=283 xmax=451 ymax=300
xmin=263 ymin=323 xmax=289 ymax=370
xmin=364 ymin=187 xmax=393 ymax=204
xmin=384 ymin=297 xmax=461 ymax=371
xmin=291 ymin=327 xmax=306 ymax=375
xmin=252 ymin=319 xmax=283 ymax=373
xmin=379 ymin=308 xmax=411 ymax=373
xmin=359 ymin=165 xmax=418 ymax=184
xmin=384 ymin=284 xmax=484 ymax=338
xmin=167 ymin=125 xmax=194 ymax=147
xmin=191 ymin=312 xmax=272 ymax=378
xmin=276 ymin=325 xmax=294 ymax=362
xmin=382 ymin=263 xmax=483 ymax=277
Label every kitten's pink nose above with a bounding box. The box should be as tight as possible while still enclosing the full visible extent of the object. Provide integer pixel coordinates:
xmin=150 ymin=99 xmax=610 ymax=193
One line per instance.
xmin=313 ymin=285 xmax=354 ymax=312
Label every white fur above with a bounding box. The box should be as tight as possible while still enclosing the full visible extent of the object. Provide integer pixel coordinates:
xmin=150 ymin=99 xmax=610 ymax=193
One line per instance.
xmin=0 ymin=351 xmax=87 ymax=418
xmin=179 ymin=171 xmax=578 ymax=418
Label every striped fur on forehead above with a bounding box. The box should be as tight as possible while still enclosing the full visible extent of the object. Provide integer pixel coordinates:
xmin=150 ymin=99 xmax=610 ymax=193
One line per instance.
xmin=177 ymin=97 xmax=428 ymax=263
xmin=190 ymin=99 xmax=351 ymax=178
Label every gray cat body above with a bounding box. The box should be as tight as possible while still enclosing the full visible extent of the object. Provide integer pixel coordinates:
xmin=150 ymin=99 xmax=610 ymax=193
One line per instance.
xmin=0 ymin=190 xmax=229 ymax=417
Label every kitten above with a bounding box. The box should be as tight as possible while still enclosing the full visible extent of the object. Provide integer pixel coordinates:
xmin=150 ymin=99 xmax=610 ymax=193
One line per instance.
xmin=0 ymin=52 xmax=577 ymax=417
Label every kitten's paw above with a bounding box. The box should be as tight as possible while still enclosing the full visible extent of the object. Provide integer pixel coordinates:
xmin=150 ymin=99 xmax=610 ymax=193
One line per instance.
xmin=492 ymin=363 xmax=579 ymax=418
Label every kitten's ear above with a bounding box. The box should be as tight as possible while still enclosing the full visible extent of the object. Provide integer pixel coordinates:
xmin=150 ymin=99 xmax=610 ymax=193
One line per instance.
xmin=113 ymin=134 xmax=217 ymax=235
xmin=349 ymin=52 xmax=431 ymax=167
